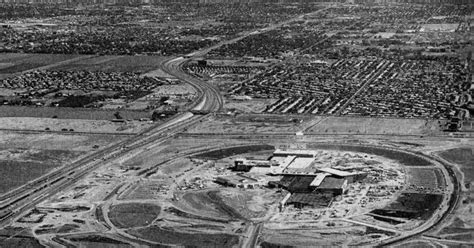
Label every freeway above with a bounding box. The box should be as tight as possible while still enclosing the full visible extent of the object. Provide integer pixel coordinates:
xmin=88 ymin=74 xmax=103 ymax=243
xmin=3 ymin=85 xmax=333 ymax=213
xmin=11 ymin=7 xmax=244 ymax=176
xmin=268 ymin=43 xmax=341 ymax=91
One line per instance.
xmin=0 ymin=112 xmax=208 ymax=228
xmin=161 ymin=57 xmax=223 ymax=113
xmin=159 ymin=5 xmax=334 ymax=114
xmin=0 ymin=0 xmax=329 ymax=232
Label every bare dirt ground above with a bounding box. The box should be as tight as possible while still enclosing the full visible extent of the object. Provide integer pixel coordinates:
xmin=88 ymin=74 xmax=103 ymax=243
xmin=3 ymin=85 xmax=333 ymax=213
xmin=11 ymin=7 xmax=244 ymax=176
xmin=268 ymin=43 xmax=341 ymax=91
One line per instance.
xmin=306 ymin=116 xmax=440 ymax=135
xmin=0 ymin=130 xmax=124 ymax=195
xmin=0 ymin=117 xmax=152 ymax=134
xmin=224 ymin=99 xmax=278 ymax=113
xmin=185 ymin=114 xmax=310 ymax=134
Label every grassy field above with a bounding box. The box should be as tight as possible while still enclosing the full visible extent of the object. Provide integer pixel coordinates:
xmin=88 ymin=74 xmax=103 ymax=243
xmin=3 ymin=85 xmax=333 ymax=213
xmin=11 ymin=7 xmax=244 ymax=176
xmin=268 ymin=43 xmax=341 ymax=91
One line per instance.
xmin=108 ymin=203 xmax=161 ymax=229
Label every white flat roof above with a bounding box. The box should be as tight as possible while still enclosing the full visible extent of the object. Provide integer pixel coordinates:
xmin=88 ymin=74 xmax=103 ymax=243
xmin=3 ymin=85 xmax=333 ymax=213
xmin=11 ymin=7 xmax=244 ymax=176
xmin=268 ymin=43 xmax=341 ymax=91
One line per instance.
xmin=287 ymin=157 xmax=315 ymax=169
xmin=310 ymin=173 xmax=330 ymax=187
xmin=318 ymin=167 xmax=354 ymax=177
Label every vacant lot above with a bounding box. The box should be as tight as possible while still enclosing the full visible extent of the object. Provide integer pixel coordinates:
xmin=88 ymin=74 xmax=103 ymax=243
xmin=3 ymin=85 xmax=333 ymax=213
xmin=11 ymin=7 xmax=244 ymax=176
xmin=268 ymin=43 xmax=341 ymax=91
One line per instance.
xmin=0 ymin=53 xmax=84 ymax=75
xmin=371 ymin=193 xmax=443 ymax=220
xmin=66 ymin=234 xmax=132 ymax=248
xmin=0 ymin=54 xmax=168 ymax=77
xmin=185 ymin=114 xmax=310 ymax=134
xmin=306 ymin=144 xmax=432 ymax=166
xmin=438 ymin=147 xmax=474 ymax=184
xmin=0 ymin=236 xmax=44 ymax=248
xmin=108 ymin=203 xmax=161 ymax=229
xmin=51 ymin=55 xmax=169 ymax=73
xmin=218 ymin=188 xmax=274 ymax=219
xmin=0 ymin=161 xmax=58 ymax=194
xmin=0 ymin=106 xmax=152 ymax=120
xmin=181 ymin=190 xmax=245 ymax=220
xmin=0 ymin=117 xmax=151 ymax=134
xmin=0 ymin=131 xmax=122 ymax=194
xmin=127 ymin=226 xmax=239 ymax=247
xmin=405 ymin=167 xmax=445 ymax=191
xmin=0 ymin=131 xmax=123 ymax=151
xmin=224 ymin=99 xmax=278 ymax=113
xmin=0 ymin=149 xmax=83 ymax=194
xmin=193 ymin=144 xmax=274 ymax=160
xmin=307 ymin=117 xmax=439 ymax=135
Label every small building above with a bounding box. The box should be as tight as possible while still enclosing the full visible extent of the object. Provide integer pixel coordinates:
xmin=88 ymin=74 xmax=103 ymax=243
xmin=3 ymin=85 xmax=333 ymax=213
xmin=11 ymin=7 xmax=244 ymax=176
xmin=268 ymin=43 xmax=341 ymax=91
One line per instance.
xmin=215 ymin=175 xmax=259 ymax=189
xmin=233 ymin=158 xmax=278 ymax=172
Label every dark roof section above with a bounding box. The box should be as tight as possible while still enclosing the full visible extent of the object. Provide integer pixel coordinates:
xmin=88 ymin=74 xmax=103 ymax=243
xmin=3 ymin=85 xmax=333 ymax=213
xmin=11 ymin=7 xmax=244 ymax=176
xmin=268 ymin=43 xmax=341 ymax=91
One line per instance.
xmin=318 ymin=177 xmax=346 ymax=189
xmin=287 ymin=176 xmax=316 ymax=193
xmin=287 ymin=193 xmax=334 ymax=208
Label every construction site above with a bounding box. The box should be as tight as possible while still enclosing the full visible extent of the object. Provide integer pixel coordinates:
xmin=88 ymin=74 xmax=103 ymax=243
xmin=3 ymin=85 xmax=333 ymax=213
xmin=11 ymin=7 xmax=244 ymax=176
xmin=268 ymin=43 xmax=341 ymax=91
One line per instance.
xmin=0 ymin=1 xmax=472 ymax=247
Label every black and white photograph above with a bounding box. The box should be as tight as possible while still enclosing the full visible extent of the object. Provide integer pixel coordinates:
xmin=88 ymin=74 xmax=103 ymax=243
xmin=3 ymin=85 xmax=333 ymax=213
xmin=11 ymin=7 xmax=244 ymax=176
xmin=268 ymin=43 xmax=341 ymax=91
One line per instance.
xmin=0 ymin=0 xmax=472 ymax=247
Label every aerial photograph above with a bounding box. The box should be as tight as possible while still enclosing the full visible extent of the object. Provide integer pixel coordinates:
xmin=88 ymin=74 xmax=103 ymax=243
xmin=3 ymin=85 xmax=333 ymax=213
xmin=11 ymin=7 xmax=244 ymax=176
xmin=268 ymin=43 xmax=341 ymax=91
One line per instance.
xmin=0 ymin=0 xmax=472 ymax=247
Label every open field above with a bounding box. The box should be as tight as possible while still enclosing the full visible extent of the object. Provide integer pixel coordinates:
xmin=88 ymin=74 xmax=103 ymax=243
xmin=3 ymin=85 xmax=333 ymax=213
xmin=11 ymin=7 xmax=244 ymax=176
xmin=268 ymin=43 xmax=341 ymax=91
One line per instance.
xmin=65 ymin=234 xmax=132 ymax=248
xmin=180 ymin=190 xmax=246 ymax=220
xmin=0 ymin=130 xmax=123 ymax=194
xmin=307 ymin=117 xmax=440 ymax=135
xmin=394 ymin=240 xmax=435 ymax=248
xmin=438 ymin=147 xmax=474 ymax=184
xmin=0 ymin=227 xmax=43 ymax=248
xmin=223 ymin=99 xmax=278 ymax=113
xmin=0 ymin=54 xmax=169 ymax=77
xmin=0 ymin=53 xmax=84 ymax=75
xmin=0 ymin=117 xmax=152 ymax=134
xmin=0 ymin=131 xmax=123 ymax=151
xmin=0 ymin=160 xmax=63 ymax=194
xmin=126 ymin=226 xmax=239 ymax=247
xmin=50 ymin=55 xmax=169 ymax=73
xmin=433 ymin=147 xmax=474 ymax=243
xmin=0 ymin=236 xmax=43 ymax=248
xmin=218 ymin=188 xmax=276 ymax=219
xmin=185 ymin=114 xmax=310 ymax=134
xmin=306 ymin=144 xmax=432 ymax=166
xmin=108 ymin=203 xmax=161 ymax=229
xmin=0 ymin=149 xmax=82 ymax=194
xmin=193 ymin=144 xmax=274 ymax=160
xmin=405 ymin=167 xmax=445 ymax=192
xmin=261 ymin=223 xmax=396 ymax=247
xmin=371 ymin=193 xmax=443 ymax=220
xmin=0 ymin=106 xmax=152 ymax=120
